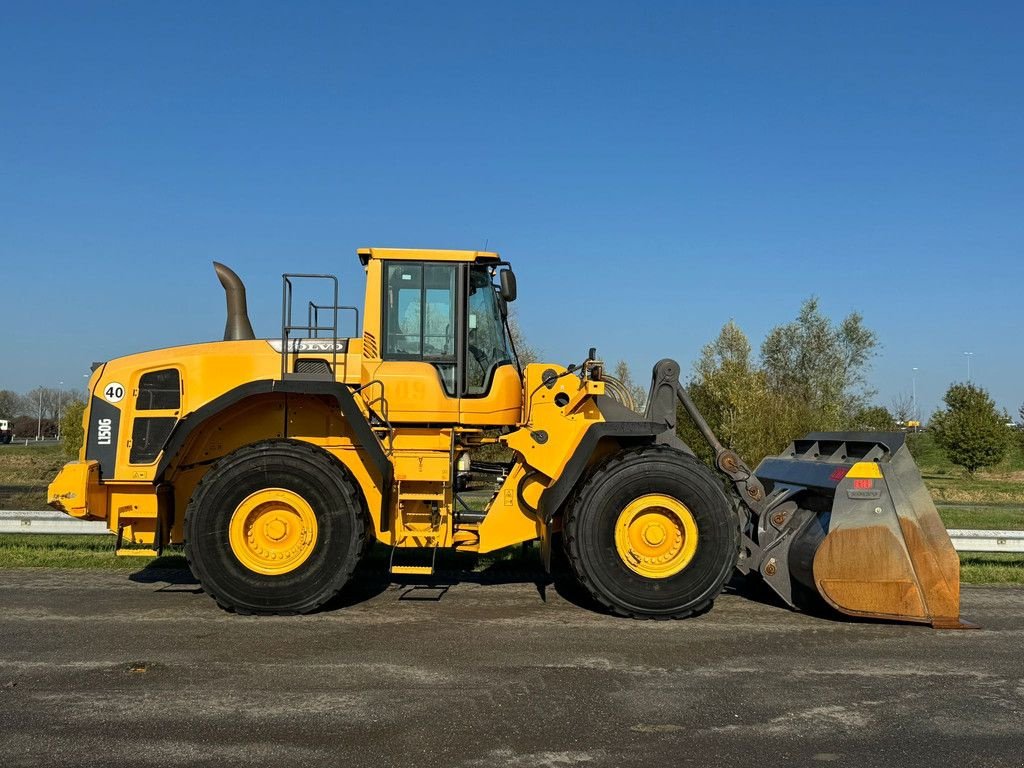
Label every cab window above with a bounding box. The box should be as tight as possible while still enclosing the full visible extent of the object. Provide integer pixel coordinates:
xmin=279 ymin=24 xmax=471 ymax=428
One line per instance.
xmin=383 ymin=262 xmax=457 ymax=393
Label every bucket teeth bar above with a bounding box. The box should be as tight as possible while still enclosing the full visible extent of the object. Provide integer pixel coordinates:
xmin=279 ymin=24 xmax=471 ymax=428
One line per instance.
xmin=764 ymin=434 xmax=970 ymax=628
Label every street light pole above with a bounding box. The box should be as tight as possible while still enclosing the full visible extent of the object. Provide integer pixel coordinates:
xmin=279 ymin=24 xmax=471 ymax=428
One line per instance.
xmin=57 ymin=381 xmax=64 ymax=441
xmin=912 ymin=367 xmax=919 ymax=428
xmin=36 ymin=388 xmax=42 ymax=441
xmin=963 ymin=351 xmax=974 ymax=383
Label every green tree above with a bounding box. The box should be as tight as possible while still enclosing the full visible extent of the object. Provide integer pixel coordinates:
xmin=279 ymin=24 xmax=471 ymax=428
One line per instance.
xmin=679 ymin=321 xmax=795 ymax=465
xmin=850 ymin=405 xmax=896 ymax=432
xmin=930 ymin=383 xmax=1010 ymax=474
xmin=680 ymin=301 xmax=880 ymax=467
xmin=60 ymin=398 xmax=87 ymax=458
xmin=760 ymin=297 xmax=878 ymax=431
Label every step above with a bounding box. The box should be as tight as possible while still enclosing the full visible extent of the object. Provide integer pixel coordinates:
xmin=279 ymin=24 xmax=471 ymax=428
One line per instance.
xmin=389 ymin=565 xmax=434 ymax=576
xmin=115 ymin=547 xmax=161 ymax=557
xmin=396 ymin=528 xmax=440 ymax=539
xmin=400 ymin=492 xmax=447 ymax=502
xmin=389 ymin=540 xmax=438 ymax=576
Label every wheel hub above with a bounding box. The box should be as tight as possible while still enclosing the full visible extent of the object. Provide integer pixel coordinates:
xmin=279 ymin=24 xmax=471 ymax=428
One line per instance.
xmin=614 ymin=493 xmax=698 ymax=579
xmin=264 ymin=518 xmax=288 ymax=541
xmin=642 ymin=523 xmax=666 ymax=546
xmin=228 ymin=488 xmax=318 ymax=575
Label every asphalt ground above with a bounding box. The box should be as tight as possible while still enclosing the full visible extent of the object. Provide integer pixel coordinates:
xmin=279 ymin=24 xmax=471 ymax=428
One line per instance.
xmin=1 ymin=568 xmax=1022 ymax=768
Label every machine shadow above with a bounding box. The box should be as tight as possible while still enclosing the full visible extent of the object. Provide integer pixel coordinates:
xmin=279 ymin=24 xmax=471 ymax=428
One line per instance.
xmin=128 ymin=555 xmax=202 ymax=594
xmin=126 ymin=553 xmax=394 ymax=607
xmin=123 ymin=545 xmax=868 ymax=624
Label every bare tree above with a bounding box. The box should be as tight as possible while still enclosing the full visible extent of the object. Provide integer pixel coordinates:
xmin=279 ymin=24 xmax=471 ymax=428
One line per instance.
xmin=41 ymin=388 xmax=61 ymax=422
xmin=25 ymin=387 xmax=48 ymax=425
xmin=612 ymin=361 xmax=648 ymax=412
xmin=0 ymin=390 xmax=24 ymax=419
xmin=506 ymin=310 xmax=539 ymax=367
xmin=891 ymin=392 xmax=916 ymax=424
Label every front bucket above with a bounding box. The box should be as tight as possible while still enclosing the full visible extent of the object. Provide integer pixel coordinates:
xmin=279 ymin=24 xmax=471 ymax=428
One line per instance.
xmin=757 ymin=433 xmax=969 ymax=628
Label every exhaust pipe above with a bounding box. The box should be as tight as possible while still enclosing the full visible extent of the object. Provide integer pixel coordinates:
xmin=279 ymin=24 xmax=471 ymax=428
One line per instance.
xmin=213 ymin=262 xmax=256 ymax=341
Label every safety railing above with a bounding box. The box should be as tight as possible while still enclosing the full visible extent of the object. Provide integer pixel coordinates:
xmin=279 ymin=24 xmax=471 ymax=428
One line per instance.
xmin=281 ymin=273 xmax=339 ymax=379
xmin=307 ymin=301 xmax=359 ymax=339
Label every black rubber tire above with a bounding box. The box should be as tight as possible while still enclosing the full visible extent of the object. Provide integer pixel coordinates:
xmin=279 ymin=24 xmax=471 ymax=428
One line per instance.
xmin=184 ymin=439 xmax=368 ymax=615
xmin=563 ymin=444 xmax=739 ymax=619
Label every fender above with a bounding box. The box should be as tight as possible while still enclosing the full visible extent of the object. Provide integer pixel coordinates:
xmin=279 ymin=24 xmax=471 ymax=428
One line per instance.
xmin=155 ymin=379 xmax=393 ymax=518
xmin=535 ymin=359 xmax=704 ymax=523
xmin=537 ymin=422 xmax=666 ymax=524
xmin=536 ymin=392 xmax=687 ymax=524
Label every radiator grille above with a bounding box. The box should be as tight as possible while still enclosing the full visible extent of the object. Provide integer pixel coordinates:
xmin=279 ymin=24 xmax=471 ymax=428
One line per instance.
xmin=294 ymin=359 xmax=332 ymax=375
xmin=136 ymin=369 xmax=180 ymax=410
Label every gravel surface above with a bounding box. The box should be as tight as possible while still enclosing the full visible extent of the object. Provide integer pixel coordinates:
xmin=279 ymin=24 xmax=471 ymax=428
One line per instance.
xmin=1 ymin=568 xmax=1022 ymax=767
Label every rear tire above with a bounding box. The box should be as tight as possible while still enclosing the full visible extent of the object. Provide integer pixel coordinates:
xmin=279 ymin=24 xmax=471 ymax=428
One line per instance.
xmin=184 ymin=439 xmax=368 ymax=615
xmin=563 ymin=445 xmax=738 ymax=619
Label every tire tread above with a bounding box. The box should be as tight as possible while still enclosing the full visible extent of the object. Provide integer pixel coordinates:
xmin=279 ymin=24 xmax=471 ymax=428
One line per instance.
xmin=563 ymin=443 xmax=738 ymax=620
xmin=184 ymin=439 xmax=369 ymax=615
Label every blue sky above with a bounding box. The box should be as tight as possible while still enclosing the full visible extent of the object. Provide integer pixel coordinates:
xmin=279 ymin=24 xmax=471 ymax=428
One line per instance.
xmin=2 ymin=1 xmax=1021 ymax=419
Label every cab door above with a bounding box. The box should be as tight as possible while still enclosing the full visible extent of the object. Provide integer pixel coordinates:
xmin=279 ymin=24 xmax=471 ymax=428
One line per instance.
xmin=458 ymin=264 xmax=522 ymax=426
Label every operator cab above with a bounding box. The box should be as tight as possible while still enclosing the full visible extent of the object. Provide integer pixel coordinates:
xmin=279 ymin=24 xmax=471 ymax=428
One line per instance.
xmin=359 ymin=249 xmax=522 ymax=425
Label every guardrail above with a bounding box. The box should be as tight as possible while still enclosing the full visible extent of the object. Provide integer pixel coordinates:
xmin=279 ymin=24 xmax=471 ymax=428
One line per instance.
xmin=0 ymin=510 xmax=111 ymax=535
xmin=947 ymin=529 xmax=1024 ymax=554
xmin=2 ymin=511 xmax=1024 ymax=554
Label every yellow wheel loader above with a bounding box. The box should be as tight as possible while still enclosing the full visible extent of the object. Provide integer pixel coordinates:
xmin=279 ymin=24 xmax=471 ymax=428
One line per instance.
xmin=48 ymin=249 xmax=966 ymax=626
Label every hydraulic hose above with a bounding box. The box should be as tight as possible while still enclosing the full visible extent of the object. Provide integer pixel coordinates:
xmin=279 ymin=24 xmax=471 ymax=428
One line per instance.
xmin=517 ymin=469 xmax=542 ymax=516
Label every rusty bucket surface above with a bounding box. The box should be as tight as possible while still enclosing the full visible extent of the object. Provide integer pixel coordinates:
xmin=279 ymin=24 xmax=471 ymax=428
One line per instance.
xmin=756 ymin=433 xmax=969 ymax=628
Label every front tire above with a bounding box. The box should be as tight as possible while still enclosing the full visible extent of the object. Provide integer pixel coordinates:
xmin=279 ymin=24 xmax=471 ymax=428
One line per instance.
xmin=563 ymin=445 xmax=738 ymax=619
xmin=184 ymin=439 xmax=367 ymax=615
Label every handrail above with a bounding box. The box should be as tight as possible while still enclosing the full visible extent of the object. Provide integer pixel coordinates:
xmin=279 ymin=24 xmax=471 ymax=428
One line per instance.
xmin=281 ymin=273 xmax=339 ymax=378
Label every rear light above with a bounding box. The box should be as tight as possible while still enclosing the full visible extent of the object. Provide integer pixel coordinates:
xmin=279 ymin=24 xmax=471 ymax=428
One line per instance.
xmin=830 ymin=467 xmax=849 ymax=482
xmin=853 ymin=478 xmax=874 ymax=490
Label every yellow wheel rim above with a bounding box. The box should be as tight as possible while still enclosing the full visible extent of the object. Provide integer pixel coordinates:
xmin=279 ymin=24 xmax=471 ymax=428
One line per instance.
xmin=228 ymin=488 xmax=318 ymax=575
xmin=614 ymin=493 xmax=698 ymax=579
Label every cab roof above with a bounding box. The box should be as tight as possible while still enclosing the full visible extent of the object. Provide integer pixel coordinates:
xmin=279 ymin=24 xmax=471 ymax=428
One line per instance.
xmin=357 ymin=248 xmax=501 ymax=265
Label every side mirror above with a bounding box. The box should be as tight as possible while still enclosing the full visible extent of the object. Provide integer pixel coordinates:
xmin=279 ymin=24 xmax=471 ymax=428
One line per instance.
xmin=499 ymin=268 xmax=517 ymax=303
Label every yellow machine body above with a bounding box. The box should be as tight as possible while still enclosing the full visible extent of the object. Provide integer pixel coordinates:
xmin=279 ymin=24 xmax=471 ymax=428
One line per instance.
xmin=47 ymin=247 xmax=966 ymax=626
